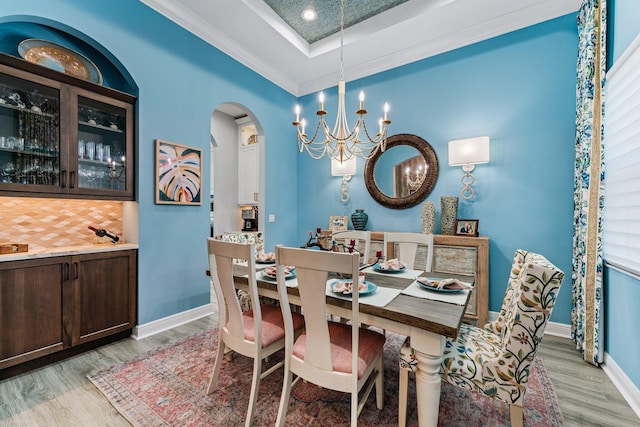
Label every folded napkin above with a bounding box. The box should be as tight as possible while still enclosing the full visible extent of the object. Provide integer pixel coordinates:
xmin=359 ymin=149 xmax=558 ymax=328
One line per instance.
xmin=416 ymin=277 xmax=472 ymax=290
xmin=256 ymin=252 xmax=275 ymax=262
xmin=376 ymin=258 xmax=405 ymax=270
xmin=325 ymin=280 xmax=400 ymax=307
xmin=401 ymin=281 xmax=470 ymax=305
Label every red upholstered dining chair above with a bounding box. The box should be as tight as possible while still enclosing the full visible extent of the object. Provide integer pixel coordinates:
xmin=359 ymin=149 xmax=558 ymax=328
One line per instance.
xmin=206 ymin=238 xmax=304 ymax=427
xmin=332 ymin=230 xmax=371 ymax=264
xmin=383 ymin=231 xmax=434 ymax=271
xmin=274 ymin=246 xmax=385 ymax=427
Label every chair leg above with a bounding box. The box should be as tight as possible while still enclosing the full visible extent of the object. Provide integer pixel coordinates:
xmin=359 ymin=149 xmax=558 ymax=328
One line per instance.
xmin=375 ymin=355 xmax=384 ymax=410
xmin=206 ymin=335 xmax=227 ymax=394
xmin=398 ymin=368 xmax=409 ymax=427
xmin=509 ymin=404 xmax=523 ymax=427
xmin=245 ymin=356 xmax=262 ymax=427
xmin=275 ymin=366 xmax=293 ymax=427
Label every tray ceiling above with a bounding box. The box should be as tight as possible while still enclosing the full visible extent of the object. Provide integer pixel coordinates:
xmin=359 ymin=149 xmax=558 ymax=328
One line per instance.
xmin=140 ymin=0 xmax=581 ymax=96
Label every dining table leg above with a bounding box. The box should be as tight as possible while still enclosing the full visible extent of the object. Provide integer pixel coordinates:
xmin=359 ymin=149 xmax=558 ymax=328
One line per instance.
xmin=410 ymin=330 xmax=446 ymax=427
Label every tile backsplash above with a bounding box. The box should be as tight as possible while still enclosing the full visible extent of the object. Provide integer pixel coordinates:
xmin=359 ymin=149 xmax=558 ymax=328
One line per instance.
xmin=0 ymin=197 xmax=123 ymax=250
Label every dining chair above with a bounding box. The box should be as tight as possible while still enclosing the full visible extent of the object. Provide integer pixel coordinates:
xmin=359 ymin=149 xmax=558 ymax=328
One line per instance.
xmin=206 ymin=238 xmax=305 ymax=427
xmin=383 ymin=231 xmax=434 ymax=271
xmin=332 ymin=230 xmax=371 ymax=264
xmin=274 ymin=246 xmax=386 ymax=427
xmin=397 ymin=249 xmax=565 ymax=427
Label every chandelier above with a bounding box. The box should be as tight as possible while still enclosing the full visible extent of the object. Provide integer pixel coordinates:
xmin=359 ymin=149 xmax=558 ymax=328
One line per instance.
xmin=293 ymin=0 xmax=391 ymax=162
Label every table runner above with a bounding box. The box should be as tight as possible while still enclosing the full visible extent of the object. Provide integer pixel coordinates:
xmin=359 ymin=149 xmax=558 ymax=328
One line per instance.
xmin=401 ymin=280 xmax=469 ymax=305
xmin=325 ymin=280 xmax=401 ymax=307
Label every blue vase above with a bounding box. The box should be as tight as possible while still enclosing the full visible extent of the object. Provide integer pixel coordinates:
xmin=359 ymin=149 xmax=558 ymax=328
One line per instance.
xmin=351 ymin=209 xmax=368 ymax=230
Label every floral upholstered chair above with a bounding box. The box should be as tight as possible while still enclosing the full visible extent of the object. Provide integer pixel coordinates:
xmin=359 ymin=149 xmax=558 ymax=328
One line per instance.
xmin=398 ymin=249 xmax=564 ymax=427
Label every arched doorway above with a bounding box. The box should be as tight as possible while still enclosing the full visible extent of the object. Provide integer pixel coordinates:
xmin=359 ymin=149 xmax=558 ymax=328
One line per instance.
xmin=210 ymin=102 xmax=265 ymax=238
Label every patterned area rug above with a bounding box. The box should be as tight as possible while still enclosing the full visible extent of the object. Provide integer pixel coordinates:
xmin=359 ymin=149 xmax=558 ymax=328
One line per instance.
xmin=88 ymin=328 xmax=563 ymax=426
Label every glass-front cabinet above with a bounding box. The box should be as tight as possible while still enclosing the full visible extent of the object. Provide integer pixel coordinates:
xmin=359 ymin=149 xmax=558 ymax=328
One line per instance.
xmin=0 ymin=53 xmax=135 ymax=200
xmin=0 ymin=72 xmax=61 ymax=189
xmin=74 ymin=93 xmax=132 ymax=194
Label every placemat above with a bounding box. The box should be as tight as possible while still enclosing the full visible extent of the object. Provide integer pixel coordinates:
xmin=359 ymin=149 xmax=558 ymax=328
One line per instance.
xmin=401 ymin=281 xmax=469 ymax=305
xmin=325 ymin=280 xmax=401 ymax=307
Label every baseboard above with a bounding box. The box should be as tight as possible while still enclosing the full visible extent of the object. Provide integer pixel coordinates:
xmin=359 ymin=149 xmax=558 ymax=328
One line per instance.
xmin=602 ymin=353 xmax=640 ymax=420
xmin=488 ymin=311 xmax=572 ymax=338
xmin=132 ymin=303 xmax=215 ymax=340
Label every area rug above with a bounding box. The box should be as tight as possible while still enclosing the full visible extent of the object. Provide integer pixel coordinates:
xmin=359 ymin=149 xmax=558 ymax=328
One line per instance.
xmin=88 ymin=328 xmax=563 ymax=426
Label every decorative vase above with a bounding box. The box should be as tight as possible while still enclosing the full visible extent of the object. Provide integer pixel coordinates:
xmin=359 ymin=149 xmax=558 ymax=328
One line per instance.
xmin=351 ymin=209 xmax=368 ymax=230
xmin=421 ymin=201 xmax=436 ymax=234
xmin=440 ymin=196 xmax=459 ymax=235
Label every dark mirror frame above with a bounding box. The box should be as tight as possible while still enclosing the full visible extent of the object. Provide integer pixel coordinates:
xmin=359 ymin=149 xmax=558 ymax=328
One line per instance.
xmin=364 ymin=133 xmax=439 ymax=209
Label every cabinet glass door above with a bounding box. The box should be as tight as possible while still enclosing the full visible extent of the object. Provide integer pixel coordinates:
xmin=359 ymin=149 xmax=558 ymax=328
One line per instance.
xmin=0 ymin=72 xmax=60 ymax=188
xmin=77 ymin=96 xmax=127 ymax=191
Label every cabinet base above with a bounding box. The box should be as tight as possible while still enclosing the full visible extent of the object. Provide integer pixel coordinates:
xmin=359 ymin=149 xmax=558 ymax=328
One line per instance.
xmin=0 ymin=329 xmax=132 ymax=380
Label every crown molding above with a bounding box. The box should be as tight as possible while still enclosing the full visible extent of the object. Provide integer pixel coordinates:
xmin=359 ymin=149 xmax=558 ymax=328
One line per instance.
xmin=141 ymin=0 xmax=580 ymax=97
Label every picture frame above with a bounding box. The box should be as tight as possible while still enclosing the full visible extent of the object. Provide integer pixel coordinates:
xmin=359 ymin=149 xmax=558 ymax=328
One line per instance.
xmin=455 ymin=219 xmax=479 ymax=237
xmin=329 ymin=215 xmax=348 ymax=232
xmin=155 ymin=139 xmax=202 ymax=205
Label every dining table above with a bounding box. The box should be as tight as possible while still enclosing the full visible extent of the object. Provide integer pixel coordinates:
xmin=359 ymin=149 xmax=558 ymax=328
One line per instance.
xmin=227 ymin=260 xmax=473 ymax=427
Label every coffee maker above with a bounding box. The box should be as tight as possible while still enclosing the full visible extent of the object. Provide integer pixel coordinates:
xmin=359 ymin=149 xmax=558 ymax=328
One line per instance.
xmin=241 ymin=207 xmax=258 ymax=231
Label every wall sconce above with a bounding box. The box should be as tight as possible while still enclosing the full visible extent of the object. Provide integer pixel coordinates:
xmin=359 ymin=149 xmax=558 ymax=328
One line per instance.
xmin=448 ymin=136 xmax=490 ymax=200
xmin=331 ymin=157 xmax=356 ymax=203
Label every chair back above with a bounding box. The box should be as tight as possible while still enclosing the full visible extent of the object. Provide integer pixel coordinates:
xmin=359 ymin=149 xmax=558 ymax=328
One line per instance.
xmin=383 ymin=232 xmax=434 ymax=270
xmin=275 ymin=246 xmax=360 ymax=374
xmin=484 ymin=250 xmax=564 ymax=401
xmin=333 ymin=230 xmax=371 ymax=264
xmin=208 ymin=238 xmax=262 ymax=348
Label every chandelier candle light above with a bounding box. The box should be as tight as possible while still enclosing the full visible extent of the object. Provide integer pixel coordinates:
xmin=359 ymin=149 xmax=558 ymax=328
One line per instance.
xmin=293 ymin=0 xmax=391 ymax=163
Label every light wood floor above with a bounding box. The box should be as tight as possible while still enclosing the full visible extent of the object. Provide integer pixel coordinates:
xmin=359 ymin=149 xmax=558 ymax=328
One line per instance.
xmin=0 ymin=318 xmax=638 ymax=427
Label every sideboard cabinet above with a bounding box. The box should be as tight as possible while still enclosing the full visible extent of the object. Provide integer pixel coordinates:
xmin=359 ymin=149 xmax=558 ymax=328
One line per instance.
xmin=370 ymin=233 xmax=489 ymax=326
xmin=0 ymin=53 xmax=135 ymax=200
xmin=0 ymin=249 xmax=137 ymax=375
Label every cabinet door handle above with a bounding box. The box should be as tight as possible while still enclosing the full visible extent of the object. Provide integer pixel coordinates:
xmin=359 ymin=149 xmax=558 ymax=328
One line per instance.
xmin=64 ymin=262 xmax=70 ymax=280
xmin=70 ymin=171 xmax=75 ymax=189
xmin=73 ymin=262 xmax=79 ymax=279
xmin=61 ymin=170 xmax=67 ymax=188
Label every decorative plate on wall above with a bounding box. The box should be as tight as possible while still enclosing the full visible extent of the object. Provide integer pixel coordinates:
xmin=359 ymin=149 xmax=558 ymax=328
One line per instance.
xmin=18 ymin=38 xmax=103 ymax=85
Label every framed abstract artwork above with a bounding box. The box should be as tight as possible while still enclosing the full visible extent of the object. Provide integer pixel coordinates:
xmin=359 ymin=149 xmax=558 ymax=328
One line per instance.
xmin=155 ymin=139 xmax=202 ymax=205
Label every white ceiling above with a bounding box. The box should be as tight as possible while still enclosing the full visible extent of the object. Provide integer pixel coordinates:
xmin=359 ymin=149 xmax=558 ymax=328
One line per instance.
xmin=140 ymin=0 xmax=581 ymax=97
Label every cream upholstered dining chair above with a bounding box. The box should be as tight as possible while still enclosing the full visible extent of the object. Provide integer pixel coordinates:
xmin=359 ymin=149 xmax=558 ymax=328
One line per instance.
xmin=274 ymin=246 xmax=385 ymax=427
xmin=206 ymin=238 xmax=305 ymax=427
xmin=332 ymin=230 xmax=371 ymax=264
xmin=398 ymin=249 xmax=565 ymax=427
xmin=383 ymin=231 xmax=434 ymax=271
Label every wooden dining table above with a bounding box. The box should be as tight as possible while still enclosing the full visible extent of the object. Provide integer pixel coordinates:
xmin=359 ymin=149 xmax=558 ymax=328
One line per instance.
xmin=229 ymin=263 xmax=473 ymax=427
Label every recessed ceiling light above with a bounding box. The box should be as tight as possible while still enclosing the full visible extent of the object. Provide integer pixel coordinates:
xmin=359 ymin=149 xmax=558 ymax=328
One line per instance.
xmin=301 ymin=7 xmax=317 ymax=22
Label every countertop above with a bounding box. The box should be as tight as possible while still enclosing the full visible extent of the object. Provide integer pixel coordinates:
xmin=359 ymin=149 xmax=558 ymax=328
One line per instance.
xmin=0 ymin=243 xmax=139 ymax=262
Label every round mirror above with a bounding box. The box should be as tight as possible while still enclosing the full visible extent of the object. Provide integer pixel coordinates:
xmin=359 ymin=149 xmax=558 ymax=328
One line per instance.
xmin=364 ymin=134 xmax=439 ymax=209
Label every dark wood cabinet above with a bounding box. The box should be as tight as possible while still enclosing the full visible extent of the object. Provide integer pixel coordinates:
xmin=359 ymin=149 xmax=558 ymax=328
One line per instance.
xmin=0 ymin=53 xmax=135 ymax=200
xmin=0 ymin=250 xmax=136 ymax=372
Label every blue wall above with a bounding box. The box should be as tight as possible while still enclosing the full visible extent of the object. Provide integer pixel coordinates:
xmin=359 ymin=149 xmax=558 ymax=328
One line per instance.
xmin=605 ymin=0 xmax=640 ymax=391
xmin=1 ymin=0 xmax=299 ymax=325
xmin=297 ymin=14 xmax=579 ymax=324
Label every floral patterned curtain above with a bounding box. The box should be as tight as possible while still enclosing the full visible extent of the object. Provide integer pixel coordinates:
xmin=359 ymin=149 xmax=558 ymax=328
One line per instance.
xmin=572 ymin=0 xmax=606 ymax=366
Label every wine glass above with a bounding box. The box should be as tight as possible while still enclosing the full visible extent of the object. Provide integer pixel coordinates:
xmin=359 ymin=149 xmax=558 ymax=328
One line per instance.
xmin=27 ymin=91 xmax=47 ymax=113
xmin=108 ymin=113 xmax=119 ymax=130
